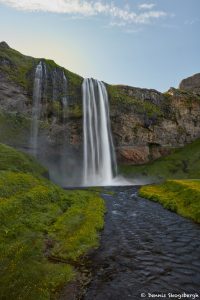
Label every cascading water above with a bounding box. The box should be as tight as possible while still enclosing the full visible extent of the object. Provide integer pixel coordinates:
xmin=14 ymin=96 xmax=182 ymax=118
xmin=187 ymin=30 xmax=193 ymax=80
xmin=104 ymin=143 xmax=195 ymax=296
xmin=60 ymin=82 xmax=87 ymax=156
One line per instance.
xmin=30 ymin=61 xmax=43 ymax=156
xmin=82 ymin=78 xmax=117 ymax=186
xmin=62 ymin=72 xmax=68 ymax=120
xmin=60 ymin=72 xmax=69 ymax=186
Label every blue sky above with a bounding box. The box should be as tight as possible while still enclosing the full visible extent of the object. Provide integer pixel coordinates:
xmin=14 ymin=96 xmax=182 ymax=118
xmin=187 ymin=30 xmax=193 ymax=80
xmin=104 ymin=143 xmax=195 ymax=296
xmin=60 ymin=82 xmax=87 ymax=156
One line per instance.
xmin=0 ymin=0 xmax=199 ymax=91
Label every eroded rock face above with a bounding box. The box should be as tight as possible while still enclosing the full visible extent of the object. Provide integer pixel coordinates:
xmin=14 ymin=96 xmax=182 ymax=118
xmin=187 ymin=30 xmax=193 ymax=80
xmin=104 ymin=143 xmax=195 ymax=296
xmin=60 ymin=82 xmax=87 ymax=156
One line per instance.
xmin=0 ymin=42 xmax=200 ymax=183
xmin=179 ymin=73 xmax=200 ymax=94
xmin=113 ymin=85 xmax=165 ymax=105
xmin=111 ymin=87 xmax=200 ymax=164
xmin=0 ymin=71 xmax=31 ymax=114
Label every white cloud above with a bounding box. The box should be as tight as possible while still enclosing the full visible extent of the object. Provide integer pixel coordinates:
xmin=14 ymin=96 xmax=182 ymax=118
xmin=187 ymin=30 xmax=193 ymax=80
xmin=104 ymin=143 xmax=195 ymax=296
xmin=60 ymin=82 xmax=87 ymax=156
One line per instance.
xmin=139 ymin=3 xmax=155 ymax=10
xmin=0 ymin=0 xmax=167 ymax=25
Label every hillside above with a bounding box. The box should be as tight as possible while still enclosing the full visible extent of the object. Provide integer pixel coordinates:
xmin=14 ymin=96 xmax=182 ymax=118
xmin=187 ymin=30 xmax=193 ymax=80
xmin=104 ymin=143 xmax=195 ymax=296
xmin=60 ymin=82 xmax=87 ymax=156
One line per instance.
xmin=0 ymin=143 xmax=105 ymax=299
xmin=121 ymin=138 xmax=200 ymax=181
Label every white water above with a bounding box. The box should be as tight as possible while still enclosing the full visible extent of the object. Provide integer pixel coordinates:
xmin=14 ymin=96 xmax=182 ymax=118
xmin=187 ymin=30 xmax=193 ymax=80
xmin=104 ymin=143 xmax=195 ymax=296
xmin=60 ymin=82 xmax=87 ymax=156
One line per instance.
xmin=30 ymin=61 xmax=43 ymax=156
xmin=62 ymin=72 xmax=68 ymax=120
xmin=60 ymin=72 xmax=69 ymax=186
xmin=82 ymin=78 xmax=117 ymax=186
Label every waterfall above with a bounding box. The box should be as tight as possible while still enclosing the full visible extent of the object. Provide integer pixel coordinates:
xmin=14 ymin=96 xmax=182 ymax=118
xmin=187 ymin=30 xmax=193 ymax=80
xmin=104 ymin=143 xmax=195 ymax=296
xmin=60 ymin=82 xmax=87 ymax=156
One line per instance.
xmin=62 ymin=72 xmax=68 ymax=120
xmin=30 ymin=61 xmax=43 ymax=156
xmin=82 ymin=78 xmax=117 ymax=186
xmin=60 ymin=72 xmax=69 ymax=186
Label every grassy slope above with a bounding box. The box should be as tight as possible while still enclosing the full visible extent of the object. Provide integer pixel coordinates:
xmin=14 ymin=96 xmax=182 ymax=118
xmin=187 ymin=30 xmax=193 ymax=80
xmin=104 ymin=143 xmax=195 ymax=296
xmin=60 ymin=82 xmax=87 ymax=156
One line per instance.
xmin=0 ymin=44 xmax=82 ymax=96
xmin=139 ymin=180 xmax=200 ymax=223
xmin=0 ymin=143 xmax=47 ymax=176
xmin=0 ymin=45 xmax=35 ymax=90
xmin=0 ymin=144 xmax=105 ymax=300
xmin=120 ymin=139 xmax=200 ymax=181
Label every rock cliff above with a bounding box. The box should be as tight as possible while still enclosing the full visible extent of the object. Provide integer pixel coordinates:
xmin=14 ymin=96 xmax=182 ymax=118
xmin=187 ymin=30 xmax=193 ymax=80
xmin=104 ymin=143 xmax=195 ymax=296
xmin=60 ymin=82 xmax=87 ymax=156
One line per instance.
xmin=0 ymin=41 xmax=200 ymax=185
xmin=179 ymin=73 xmax=200 ymax=94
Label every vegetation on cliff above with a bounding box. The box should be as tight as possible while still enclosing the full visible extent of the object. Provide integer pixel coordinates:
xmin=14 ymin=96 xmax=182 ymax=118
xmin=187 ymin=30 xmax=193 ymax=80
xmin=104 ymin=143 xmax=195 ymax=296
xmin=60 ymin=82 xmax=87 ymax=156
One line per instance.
xmin=0 ymin=41 xmax=82 ymax=100
xmin=0 ymin=43 xmax=35 ymax=90
xmin=139 ymin=180 xmax=200 ymax=223
xmin=121 ymin=139 xmax=200 ymax=181
xmin=107 ymin=84 xmax=163 ymax=118
xmin=0 ymin=143 xmax=105 ymax=300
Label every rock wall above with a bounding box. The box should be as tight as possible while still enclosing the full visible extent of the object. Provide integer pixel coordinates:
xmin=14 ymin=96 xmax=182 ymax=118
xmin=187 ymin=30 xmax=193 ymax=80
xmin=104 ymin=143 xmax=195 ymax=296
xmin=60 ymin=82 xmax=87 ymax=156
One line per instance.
xmin=1 ymin=41 xmax=200 ymax=184
xmin=179 ymin=73 xmax=200 ymax=94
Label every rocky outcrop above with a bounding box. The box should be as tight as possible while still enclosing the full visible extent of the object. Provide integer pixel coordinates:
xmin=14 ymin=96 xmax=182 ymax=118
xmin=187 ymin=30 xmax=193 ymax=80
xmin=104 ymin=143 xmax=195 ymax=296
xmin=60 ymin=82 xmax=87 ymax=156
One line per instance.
xmin=179 ymin=73 xmax=200 ymax=94
xmin=0 ymin=41 xmax=10 ymax=49
xmin=0 ymin=71 xmax=31 ymax=114
xmin=0 ymin=42 xmax=200 ymax=185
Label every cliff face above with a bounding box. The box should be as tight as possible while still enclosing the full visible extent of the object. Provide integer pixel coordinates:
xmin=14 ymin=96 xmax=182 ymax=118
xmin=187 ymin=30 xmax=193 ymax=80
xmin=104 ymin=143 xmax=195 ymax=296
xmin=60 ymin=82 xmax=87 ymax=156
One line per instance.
xmin=108 ymin=86 xmax=200 ymax=164
xmin=179 ymin=73 xmax=200 ymax=94
xmin=0 ymin=41 xmax=200 ymax=184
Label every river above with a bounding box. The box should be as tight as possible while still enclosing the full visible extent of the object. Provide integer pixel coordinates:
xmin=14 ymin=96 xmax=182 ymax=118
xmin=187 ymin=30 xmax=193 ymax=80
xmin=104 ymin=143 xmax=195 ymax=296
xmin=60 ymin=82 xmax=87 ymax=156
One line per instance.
xmin=83 ymin=186 xmax=200 ymax=300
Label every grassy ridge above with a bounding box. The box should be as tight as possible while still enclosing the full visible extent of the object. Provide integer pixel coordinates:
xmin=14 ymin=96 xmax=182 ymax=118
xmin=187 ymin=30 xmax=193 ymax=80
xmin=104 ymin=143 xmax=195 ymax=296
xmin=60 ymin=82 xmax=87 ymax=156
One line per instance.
xmin=121 ymin=139 xmax=200 ymax=181
xmin=107 ymin=84 xmax=163 ymax=118
xmin=0 ymin=144 xmax=105 ymax=299
xmin=139 ymin=180 xmax=200 ymax=223
xmin=0 ymin=143 xmax=47 ymax=176
xmin=0 ymin=45 xmax=35 ymax=89
xmin=0 ymin=43 xmax=82 ymax=96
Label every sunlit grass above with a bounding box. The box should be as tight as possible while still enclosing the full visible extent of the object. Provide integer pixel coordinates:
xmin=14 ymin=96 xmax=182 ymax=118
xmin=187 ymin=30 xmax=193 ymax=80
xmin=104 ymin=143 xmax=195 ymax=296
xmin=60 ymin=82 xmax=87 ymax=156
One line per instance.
xmin=0 ymin=144 xmax=105 ymax=299
xmin=139 ymin=180 xmax=200 ymax=223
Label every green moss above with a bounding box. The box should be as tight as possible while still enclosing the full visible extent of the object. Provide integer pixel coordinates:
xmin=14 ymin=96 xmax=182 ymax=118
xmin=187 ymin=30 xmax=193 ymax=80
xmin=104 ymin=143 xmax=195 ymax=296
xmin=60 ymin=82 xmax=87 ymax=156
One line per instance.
xmin=68 ymin=104 xmax=82 ymax=118
xmin=49 ymin=190 xmax=105 ymax=261
xmin=0 ymin=171 xmax=74 ymax=300
xmin=120 ymin=139 xmax=200 ymax=180
xmin=139 ymin=180 xmax=200 ymax=223
xmin=0 ymin=144 xmax=105 ymax=299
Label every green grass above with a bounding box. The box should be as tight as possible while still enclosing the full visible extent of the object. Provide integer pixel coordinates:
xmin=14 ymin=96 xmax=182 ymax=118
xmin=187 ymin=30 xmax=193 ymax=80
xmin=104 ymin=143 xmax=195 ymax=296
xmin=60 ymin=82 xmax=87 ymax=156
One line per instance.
xmin=120 ymin=139 xmax=200 ymax=181
xmin=0 ymin=46 xmax=35 ymax=90
xmin=0 ymin=143 xmax=47 ymax=176
xmin=0 ymin=145 xmax=105 ymax=299
xmin=139 ymin=180 xmax=200 ymax=223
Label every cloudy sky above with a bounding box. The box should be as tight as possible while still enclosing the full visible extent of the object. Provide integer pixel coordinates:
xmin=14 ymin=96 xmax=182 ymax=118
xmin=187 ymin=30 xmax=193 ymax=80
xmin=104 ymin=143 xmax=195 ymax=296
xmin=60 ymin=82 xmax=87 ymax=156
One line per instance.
xmin=0 ymin=0 xmax=199 ymax=91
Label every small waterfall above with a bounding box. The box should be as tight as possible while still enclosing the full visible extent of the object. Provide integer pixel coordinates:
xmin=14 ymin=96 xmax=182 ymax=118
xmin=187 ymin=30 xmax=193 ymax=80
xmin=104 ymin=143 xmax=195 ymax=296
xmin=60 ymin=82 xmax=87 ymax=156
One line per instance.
xmin=60 ymin=72 xmax=69 ymax=186
xmin=82 ymin=78 xmax=117 ymax=186
xmin=30 ymin=61 xmax=43 ymax=156
xmin=62 ymin=72 xmax=68 ymax=120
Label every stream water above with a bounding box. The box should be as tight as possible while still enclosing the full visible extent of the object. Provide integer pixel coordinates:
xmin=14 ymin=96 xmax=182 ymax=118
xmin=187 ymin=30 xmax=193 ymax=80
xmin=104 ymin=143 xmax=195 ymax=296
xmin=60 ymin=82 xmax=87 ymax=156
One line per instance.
xmin=83 ymin=186 xmax=200 ymax=300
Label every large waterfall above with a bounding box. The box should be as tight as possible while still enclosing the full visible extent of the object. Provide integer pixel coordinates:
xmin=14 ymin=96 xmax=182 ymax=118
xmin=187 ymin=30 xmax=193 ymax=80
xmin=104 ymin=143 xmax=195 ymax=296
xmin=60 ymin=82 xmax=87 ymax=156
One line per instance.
xmin=82 ymin=78 xmax=117 ymax=186
xmin=30 ymin=61 xmax=43 ymax=156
